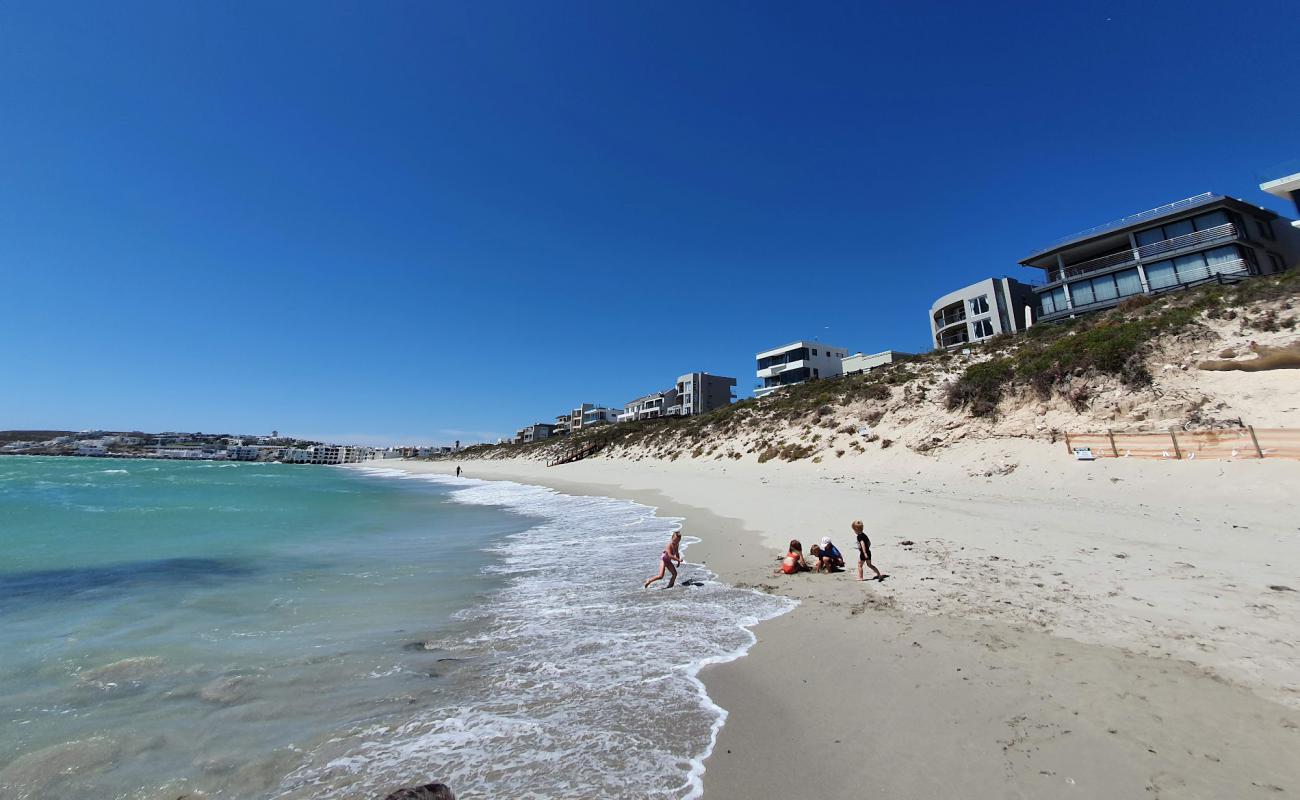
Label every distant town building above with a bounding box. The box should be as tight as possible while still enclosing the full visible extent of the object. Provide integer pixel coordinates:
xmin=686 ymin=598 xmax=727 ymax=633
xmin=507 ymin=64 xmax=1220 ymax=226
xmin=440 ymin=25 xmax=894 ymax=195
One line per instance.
xmin=1021 ymin=192 xmax=1299 ymax=323
xmin=841 ymin=350 xmax=913 ymax=375
xmin=929 ymin=277 xmax=1037 ymax=349
xmin=228 ymin=445 xmax=262 ymax=461
xmin=754 ymin=340 xmax=848 ymax=398
xmin=282 ymin=445 xmax=371 ymax=464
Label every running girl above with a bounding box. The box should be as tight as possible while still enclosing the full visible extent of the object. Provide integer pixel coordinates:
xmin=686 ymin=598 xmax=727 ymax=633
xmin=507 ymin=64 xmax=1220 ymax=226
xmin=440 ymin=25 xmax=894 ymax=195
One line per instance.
xmin=644 ymin=530 xmax=684 ymax=588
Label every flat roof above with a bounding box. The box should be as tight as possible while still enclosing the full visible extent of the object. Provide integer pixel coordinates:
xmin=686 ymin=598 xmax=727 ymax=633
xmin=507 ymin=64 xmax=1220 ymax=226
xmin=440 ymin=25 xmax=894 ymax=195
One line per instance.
xmin=1020 ymin=193 xmax=1280 ymax=264
xmin=1261 ymin=172 xmax=1300 ymax=199
xmin=755 ymin=340 xmax=846 ymax=359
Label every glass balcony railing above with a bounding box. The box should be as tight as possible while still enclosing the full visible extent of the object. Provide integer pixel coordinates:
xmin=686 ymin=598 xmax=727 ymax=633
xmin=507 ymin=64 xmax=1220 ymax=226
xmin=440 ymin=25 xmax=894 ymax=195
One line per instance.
xmin=1046 ymin=223 xmax=1238 ymax=283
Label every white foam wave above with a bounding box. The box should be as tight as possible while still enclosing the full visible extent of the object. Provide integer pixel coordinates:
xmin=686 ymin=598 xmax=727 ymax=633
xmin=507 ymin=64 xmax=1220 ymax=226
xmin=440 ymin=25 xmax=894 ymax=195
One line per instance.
xmin=277 ymin=468 xmax=793 ymax=799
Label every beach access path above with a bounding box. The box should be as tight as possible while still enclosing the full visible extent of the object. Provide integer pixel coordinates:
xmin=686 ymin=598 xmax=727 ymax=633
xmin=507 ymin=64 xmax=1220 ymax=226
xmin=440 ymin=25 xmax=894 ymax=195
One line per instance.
xmin=382 ymin=439 xmax=1300 ymax=799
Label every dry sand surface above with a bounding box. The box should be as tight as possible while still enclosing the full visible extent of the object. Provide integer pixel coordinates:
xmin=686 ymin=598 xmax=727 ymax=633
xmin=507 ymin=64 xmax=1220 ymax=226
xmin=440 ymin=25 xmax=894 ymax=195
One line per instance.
xmin=381 ymin=442 xmax=1300 ymax=798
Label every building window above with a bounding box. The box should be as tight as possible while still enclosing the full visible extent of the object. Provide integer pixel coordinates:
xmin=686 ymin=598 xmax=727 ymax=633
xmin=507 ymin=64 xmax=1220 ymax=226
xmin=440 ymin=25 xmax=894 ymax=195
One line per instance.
xmin=1255 ymin=219 xmax=1274 ymax=240
xmin=1193 ymin=210 xmax=1229 ymax=231
xmin=972 ymin=319 xmax=994 ymax=338
xmin=1267 ymin=253 xmax=1284 ymax=273
xmin=1144 ymin=246 xmax=1244 ymax=289
xmin=1040 ymin=286 xmax=1067 ymax=315
xmin=811 ymin=349 xmax=818 ymax=356
xmin=1069 ymin=268 xmax=1144 ymax=308
xmin=969 ymin=295 xmax=989 ymax=315
xmin=1135 ymin=211 xmax=1230 ymax=247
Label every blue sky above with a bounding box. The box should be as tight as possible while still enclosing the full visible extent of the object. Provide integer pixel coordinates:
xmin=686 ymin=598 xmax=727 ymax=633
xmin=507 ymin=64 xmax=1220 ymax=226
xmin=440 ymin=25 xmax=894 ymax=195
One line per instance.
xmin=2 ymin=1 xmax=1297 ymax=444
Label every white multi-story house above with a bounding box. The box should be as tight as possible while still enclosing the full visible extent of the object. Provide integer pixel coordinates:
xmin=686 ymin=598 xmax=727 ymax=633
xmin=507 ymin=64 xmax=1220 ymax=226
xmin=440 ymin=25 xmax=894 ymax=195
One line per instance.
xmin=228 ymin=445 xmax=262 ymax=461
xmin=929 ymin=277 xmax=1038 ymax=349
xmin=666 ymin=373 xmax=736 ymax=416
xmin=76 ymin=440 xmax=109 ymax=456
xmin=754 ymin=341 xmax=848 ymax=398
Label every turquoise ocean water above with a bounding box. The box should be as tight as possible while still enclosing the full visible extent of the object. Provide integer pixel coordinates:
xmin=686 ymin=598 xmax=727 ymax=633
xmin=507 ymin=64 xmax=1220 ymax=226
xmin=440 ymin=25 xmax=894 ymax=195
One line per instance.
xmin=0 ymin=456 xmax=790 ymax=799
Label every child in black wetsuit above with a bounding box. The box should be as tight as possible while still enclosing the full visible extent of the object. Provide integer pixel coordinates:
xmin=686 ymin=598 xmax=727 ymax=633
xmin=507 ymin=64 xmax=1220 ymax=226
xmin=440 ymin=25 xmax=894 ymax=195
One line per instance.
xmin=853 ymin=520 xmax=883 ymax=581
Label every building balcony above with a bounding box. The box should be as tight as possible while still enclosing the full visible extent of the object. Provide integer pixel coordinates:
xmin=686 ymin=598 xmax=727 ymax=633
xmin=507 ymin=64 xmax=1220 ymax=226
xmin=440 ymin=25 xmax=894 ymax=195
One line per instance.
xmin=933 ymin=310 xmax=966 ymax=329
xmin=757 ymin=359 xmax=808 ymax=379
xmin=1045 ymin=223 xmax=1238 ymax=284
xmin=1038 ymin=259 xmax=1249 ymax=322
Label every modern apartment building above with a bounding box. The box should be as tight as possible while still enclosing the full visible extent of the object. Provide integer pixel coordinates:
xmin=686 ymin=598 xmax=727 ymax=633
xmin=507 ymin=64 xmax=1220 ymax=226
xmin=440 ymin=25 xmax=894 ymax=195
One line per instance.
xmin=514 ymin=422 xmax=556 ymax=444
xmin=841 ymin=350 xmax=913 ymax=375
xmin=754 ymin=340 xmax=848 ymax=398
xmin=930 ymin=277 xmax=1038 ymax=349
xmin=619 ymin=389 xmax=680 ymax=422
xmin=1260 ymin=169 xmax=1300 ymax=229
xmin=668 ymin=372 xmax=736 ymax=416
xmin=581 ymin=406 xmax=620 ymax=427
xmin=524 ymin=423 xmax=556 ymax=443
xmin=1020 ymin=192 xmax=1298 ymax=322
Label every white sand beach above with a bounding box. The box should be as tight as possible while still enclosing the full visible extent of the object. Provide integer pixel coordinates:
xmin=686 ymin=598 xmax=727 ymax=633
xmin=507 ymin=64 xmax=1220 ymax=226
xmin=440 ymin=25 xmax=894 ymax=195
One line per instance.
xmin=384 ymin=442 xmax=1300 ymax=798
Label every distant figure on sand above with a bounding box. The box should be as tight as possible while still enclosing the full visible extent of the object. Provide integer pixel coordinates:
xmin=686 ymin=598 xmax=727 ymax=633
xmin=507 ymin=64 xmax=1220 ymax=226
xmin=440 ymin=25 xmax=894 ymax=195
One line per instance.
xmin=853 ymin=520 xmax=883 ymax=581
xmin=815 ymin=536 xmax=845 ymax=572
xmin=777 ymin=539 xmax=810 ymax=575
xmin=455 ymin=466 xmax=461 ymax=478
xmin=645 ymin=530 xmax=684 ymax=588
xmin=382 ymin=782 xmax=455 ymax=800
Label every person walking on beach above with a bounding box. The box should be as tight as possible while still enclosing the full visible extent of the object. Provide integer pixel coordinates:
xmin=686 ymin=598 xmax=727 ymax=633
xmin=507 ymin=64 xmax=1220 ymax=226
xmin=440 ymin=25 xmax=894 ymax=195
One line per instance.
xmin=455 ymin=465 xmax=461 ymax=478
xmin=853 ymin=520 xmax=883 ymax=581
xmin=644 ymin=530 xmax=684 ymax=589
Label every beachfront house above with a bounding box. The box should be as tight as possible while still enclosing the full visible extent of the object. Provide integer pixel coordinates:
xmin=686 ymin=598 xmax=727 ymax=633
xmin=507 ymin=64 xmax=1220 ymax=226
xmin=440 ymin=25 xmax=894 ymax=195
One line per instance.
xmin=841 ymin=350 xmax=914 ymax=375
xmin=666 ymin=372 xmax=736 ymax=416
xmin=929 ymin=277 xmax=1038 ymax=349
xmin=1260 ymin=168 xmax=1300 ymax=228
xmin=754 ymin=340 xmax=848 ymax=398
xmin=619 ymin=389 xmax=680 ymax=422
xmin=580 ymin=406 xmax=620 ymax=427
xmin=1021 ymin=192 xmax=1300 ymax=323
xmin=569 ymin=404 xmax=593 ymax=432
xmin=522 ymin=423 xmax=556 ymax=443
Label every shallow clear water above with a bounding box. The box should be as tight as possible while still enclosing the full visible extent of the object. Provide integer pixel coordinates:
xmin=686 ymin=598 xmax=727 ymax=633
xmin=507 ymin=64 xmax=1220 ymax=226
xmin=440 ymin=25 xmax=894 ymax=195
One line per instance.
xmin=0 ymin=456 xmax=792 ymax=799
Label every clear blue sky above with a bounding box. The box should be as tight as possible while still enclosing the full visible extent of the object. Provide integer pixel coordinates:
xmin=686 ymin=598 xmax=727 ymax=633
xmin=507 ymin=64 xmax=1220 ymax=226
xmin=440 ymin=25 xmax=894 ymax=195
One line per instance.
xmin=2 ymin=1 xmax=1297 ymax=445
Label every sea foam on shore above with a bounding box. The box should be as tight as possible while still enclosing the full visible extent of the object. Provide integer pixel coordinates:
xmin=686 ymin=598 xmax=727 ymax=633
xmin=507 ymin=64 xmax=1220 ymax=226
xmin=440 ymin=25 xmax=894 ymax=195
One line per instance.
xmin=276 ymin=468 xmax=794 ymax=799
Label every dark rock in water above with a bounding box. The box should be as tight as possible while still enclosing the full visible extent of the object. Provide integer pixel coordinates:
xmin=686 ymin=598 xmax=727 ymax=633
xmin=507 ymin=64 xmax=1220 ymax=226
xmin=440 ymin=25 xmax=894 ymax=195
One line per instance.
xmin=382 ymin=782 xmax=455 ymax=799
xmin=403 ymin=641 xmax=434 ymax=652
xmin=199 ymin=675 xmax=254 ymax=705
xmin=435 ymin=657 xmax=465 ymax=663
xmin=1269 ymin=585 xmax=1295 ymax=592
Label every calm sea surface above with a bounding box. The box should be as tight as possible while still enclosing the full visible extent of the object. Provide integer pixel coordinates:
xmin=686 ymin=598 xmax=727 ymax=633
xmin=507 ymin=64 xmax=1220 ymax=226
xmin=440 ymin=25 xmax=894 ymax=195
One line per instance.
xmin=0 ymin=457 xmax=790 ymax=799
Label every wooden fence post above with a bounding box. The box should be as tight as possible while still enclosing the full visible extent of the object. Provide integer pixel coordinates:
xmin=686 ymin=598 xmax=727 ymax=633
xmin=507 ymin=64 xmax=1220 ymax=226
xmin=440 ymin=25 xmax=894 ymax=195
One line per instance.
xmin=1169 ymin=429 xmax=1183 ymax=460
xmin=1064 ymin=432 xmax=1072 ymax=454
xmin=1247 ymin=425 xmax=1264 ymax=459
xmin=1107 ymin=429 xmax=1119 ymax=458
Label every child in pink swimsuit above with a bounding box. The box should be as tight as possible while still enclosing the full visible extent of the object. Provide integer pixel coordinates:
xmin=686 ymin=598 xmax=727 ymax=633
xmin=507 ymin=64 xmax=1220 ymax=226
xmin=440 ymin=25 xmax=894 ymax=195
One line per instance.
xmin=644 ymin=531 xmax=683 ymax=588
